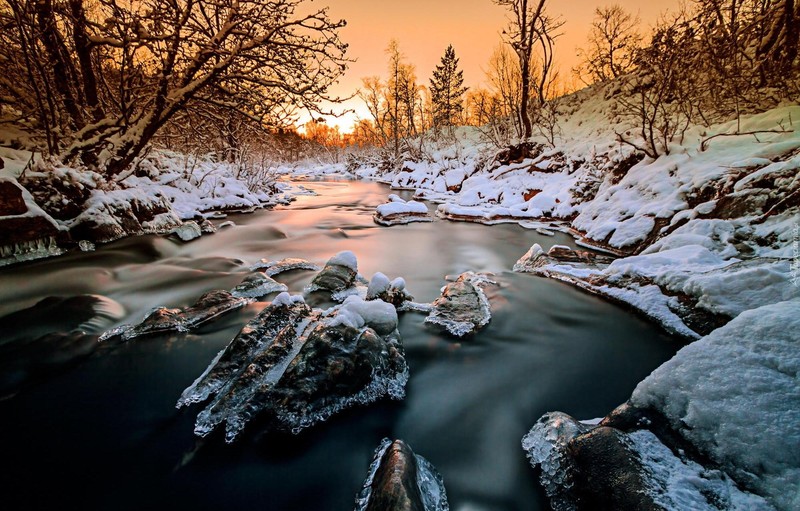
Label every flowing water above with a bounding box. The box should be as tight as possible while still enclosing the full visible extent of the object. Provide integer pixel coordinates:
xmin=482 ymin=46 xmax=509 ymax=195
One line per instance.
xmin=0 ymin=180 xmax=679 ymax=511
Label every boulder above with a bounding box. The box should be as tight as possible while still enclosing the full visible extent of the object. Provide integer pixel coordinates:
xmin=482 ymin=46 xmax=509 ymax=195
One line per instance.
xmin=230 ymin=273 xmax=288 ymax=299
xmin=307 ymin=251 xmax=359 ymax=294
xmin=357 ymin=439 xmax=449 ymax=511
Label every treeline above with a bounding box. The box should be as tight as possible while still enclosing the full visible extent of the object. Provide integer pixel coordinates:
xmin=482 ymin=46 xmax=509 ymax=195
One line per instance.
xmin=352 ymin=0 xmax=799 ymax=160
xmin=0 ymin=0 xmax=347 ymax=176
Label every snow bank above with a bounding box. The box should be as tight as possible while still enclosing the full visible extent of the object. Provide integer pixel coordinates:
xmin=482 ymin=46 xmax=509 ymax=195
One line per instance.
xmin=631 ymin=299 xmax=800 ymax=510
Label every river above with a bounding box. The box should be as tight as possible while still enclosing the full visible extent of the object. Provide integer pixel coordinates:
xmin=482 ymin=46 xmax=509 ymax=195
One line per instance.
xmin=0 ymin=179 xmax=679 ymax=511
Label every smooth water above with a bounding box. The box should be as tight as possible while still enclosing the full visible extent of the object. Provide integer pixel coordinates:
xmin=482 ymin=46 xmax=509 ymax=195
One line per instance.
xmin=0 ymin=180 xmax=679 ymax=511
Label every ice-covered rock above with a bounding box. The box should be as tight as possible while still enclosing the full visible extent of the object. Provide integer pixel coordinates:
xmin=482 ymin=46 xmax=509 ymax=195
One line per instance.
xmin=100 ymin=290 xmax=247 ymax=342
xmin=513 ymin=243 xmax=615 ymax=273
xmin=77 ymin=240 xmax=95 ymax=252
xmin=171 ymin=221 xmax=203 ymax=241
xmin=181 ymin=294 xmax=408 ymax=441
xmin=373 ymin=196 xmax=433 ymax=226
xmin=522 ymin=411 xmax=772 ymax=511
xmin=251 ymin=257 xmax=321 ymax=276
xmin=630 ymin=299 xmax=800 ymax=510
xmin=355 ymin=438 xmax=449 ymax=511
xmin=366 ymin=273 xmax=414 ymax=308
xmin=306 ymin=251 xmax=359 ymax=294
xmin=230 ymin=273 xmax=288 ymax=299
xmin=425 ymin=272 xmax=495 ymax=337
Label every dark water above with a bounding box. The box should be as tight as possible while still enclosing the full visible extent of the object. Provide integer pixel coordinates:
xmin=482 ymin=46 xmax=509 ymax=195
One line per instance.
xmin=0 ymin=180 xmax=679 ymax=511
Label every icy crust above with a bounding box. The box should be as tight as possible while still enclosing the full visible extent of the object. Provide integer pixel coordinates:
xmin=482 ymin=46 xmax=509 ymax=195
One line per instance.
xmin=180 ymin=293 xmax=409 ymax=442
xmin=522 ymin=412 xmax=589 ymax=509
xmin=250 ymin=257 xmax=320 ymax=276
xmin=230 ymin=273 xmax=288 ymax=299
xmin=373 ymin=195 xmax=433 ymax=226
xmin=425 ymin=272 xmax=496 ymax=337
xmin=630 ymin=299 xmax=800 ymax=510
xmin=99 ymin=290 xmax=247 ymax=342
xmin=355 ymin=439 xmax=449 ymax=511
xmin=629 ymin=430 xmax=774 ymax=511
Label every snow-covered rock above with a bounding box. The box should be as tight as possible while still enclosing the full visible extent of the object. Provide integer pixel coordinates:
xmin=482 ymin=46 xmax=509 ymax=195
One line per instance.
xmin=306 ymin=251 xmax=359 ymax=294
xmin=230 ymin=273 xmax=288 ymax=299
xmin=170 ymin=221 xmax=202 ymax=241
xmin=250 ymin=257 xmax=321 ymax=276
xmin=373 ymin=195 xmax=432 ymax=226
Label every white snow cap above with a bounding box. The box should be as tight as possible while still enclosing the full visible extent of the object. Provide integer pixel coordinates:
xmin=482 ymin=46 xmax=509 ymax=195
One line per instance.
xmin=327 ymin=295 xmax=398 ymax=336
xmin=271 ymin=292 xmax=305 ymax=307
xmin=390 ymin=277 xmax=406 ymax=291
xmin=328 ymin=250 xmax=358 ymax=271
xmin=366 ymin=272 xmax=391 ymax=299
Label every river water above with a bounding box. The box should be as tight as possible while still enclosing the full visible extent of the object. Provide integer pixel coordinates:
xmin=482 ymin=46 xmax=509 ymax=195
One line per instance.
xmin=0 ymin=180 xmax=679 ymax=511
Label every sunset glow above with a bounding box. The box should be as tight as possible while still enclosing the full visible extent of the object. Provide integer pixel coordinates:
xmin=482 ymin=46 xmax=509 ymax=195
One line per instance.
xmin=315 ymin=0 xmax=670 ymax=132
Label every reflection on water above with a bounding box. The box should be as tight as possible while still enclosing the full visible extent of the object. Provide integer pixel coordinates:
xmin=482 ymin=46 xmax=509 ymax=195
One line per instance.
xmin=0 ymin=180 xmax=679 ymax=511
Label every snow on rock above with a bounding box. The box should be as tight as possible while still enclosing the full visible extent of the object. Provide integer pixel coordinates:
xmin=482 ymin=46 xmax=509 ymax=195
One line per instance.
xmin=366 ymin=272 xmax=414 ymax=308
xmin=305 ymin=251 xmax=359 ymax=294
xmin=425 ymin=272 xmax=496 ymax=337
xmin=373 ymin=196 xmax=433 ymax=226
xmin=0 ymin=176 xmax=65 ymax=265
xmin=170 ymin=221 xmax=203 ymax=241
xmin=630 ymin=299 xmax=800 ymax=510
xmin=326 ymin=295 xmax=398 ymax=336
xmin=355 ymin=438 xmax=450 ymax=511
xmin=271 ymin=292 xmax=306 ymax=307
xmin=100 ymin=290 xmax=247 ymax=342
xmin=251 ymin=257 xmax=320 ymax=276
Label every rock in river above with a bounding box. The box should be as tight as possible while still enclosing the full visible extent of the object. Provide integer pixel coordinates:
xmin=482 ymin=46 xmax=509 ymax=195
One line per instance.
xmin=100 ymin=290 xmax=247 ymax=342
xmin=356 ymin=438 xmax=449 ymax=511
xmin=181 ymin=292 xmax=409 ymax=441
xmin=425 ymin=272 xmax=495 ymax=337
xmin=230 ymin=273 xmax=288 ymax=299
xmin=251 ymin=257 xmax=321 ymax=276
xmin=306 ymin=251 xmax=359 ymax=294
xmin=373 ymin=195 xmax=433 ymax=226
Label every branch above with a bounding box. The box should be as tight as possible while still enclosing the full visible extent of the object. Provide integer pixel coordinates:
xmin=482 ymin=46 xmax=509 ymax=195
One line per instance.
xmin=700 ymin=129 xmax=794 ymax=151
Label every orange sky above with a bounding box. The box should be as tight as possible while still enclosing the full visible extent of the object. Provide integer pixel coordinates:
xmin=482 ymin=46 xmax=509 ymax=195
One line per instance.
xmin=309 ymin=0 xmax=672 ymax=132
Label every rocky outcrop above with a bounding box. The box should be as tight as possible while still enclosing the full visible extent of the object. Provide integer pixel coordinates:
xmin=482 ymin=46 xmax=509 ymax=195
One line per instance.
xmin=425 ymin=272 xmax=495 ymax=337
xmin=0 ymin=177 xmax=64 ymax=265
xmin=69 ymin=194 xmax=182 ymax=244
xmin=181 ymin=292 xmax=409 ymax=442
xmin=356 ymin=439 xmax=449 ymax=511
xmin=100 ymin=290 xmax=247 ymax=342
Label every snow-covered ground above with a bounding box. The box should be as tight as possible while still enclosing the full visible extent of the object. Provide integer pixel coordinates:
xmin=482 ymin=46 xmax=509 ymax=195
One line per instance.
xmin=285 ymin=82 xmax=799 ymax=509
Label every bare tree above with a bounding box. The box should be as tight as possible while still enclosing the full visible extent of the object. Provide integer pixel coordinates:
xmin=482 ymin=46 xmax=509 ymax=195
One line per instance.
xmin=0 ymin=0 xmax=348 ymax=176
xmin=575 ymin=4 xmax=641 ymax=84
xmin=494 ymin=0 xmax=563 ymax=140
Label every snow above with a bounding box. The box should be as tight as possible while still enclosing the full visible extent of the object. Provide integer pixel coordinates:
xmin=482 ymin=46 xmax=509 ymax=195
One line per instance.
xmin=271 ymin=292 xmax=305 ymax=307
xmin=328 ymin=250 xmax=358 ymax=271
xmin=171 ymin=221 xmax=202 ymax=241
xmin=631 ymin=299 xmax=800 ymax=511
xmin=326 ymin=295 xmax=398 ymax=336
xmin=376 ymin=198 xmax=428 ymax=217
xmin=366 ymin=272 xmax=391 ymax=300
xmin=630 ymin=430 xmax=774 ymax=511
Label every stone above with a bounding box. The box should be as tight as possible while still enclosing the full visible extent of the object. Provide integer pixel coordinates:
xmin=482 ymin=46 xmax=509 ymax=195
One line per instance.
xmin=425 ymin=272 xmax=495 ymax=337
xmin=100 ymin=290 xmax=247 ymax=342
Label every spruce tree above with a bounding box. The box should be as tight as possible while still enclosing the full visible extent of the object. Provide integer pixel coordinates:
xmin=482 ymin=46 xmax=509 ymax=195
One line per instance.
xmin=429 ymin=45 xmax=468 ymax=128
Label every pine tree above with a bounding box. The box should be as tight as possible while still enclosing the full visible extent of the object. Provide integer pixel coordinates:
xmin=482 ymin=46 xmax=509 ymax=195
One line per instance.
xmin=429 ymin=45 xmax=468 ymax=128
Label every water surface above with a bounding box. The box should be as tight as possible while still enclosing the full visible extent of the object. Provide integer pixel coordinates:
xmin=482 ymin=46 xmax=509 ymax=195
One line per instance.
xmin=0 ymin=180 xmax=679 ymax=511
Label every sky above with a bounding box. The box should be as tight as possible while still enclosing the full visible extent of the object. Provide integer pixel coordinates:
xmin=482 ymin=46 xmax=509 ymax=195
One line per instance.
xmin=307 ymin=0 xmax=671 ymax=132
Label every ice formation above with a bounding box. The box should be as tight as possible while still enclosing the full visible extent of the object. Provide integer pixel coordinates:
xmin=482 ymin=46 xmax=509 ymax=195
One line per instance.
xmin=179 ymin=293 xmax=409 ymax=441
xmin=425 ymin=272 xmax=496 ymax=337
